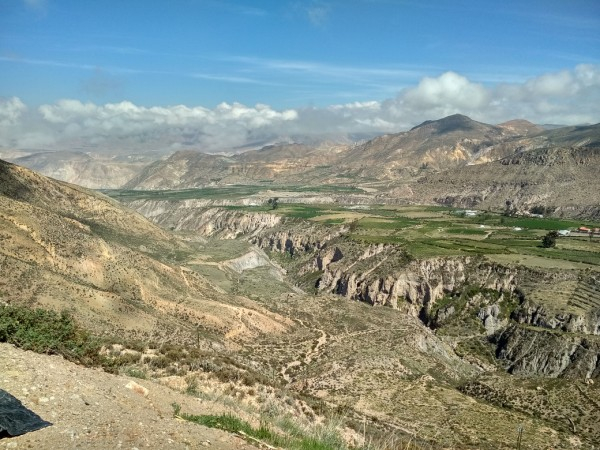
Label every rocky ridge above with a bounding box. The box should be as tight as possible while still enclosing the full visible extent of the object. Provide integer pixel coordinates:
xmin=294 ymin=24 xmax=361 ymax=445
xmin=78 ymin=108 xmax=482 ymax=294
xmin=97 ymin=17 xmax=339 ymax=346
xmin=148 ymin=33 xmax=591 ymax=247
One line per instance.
xmin=414 ymin=146 xmax=600 ymax=215
xmin=120 ymin=116 xmax=600 ymax=191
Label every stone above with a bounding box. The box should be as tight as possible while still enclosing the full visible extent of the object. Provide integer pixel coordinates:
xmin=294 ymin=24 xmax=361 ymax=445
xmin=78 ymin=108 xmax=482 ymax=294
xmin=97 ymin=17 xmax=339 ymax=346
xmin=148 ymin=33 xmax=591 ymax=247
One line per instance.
xmin=125 ymin=381 xmax=149 ymax=397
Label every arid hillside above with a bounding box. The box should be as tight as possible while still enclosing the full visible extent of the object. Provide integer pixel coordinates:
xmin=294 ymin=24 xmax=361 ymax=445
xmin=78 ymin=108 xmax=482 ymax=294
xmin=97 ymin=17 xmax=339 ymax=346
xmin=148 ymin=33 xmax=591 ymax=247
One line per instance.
xmin=2 ymin=150 xmax=158 ymax=189
xmin=115 ymin=117 xmax=600 ymax=219
xmin=0 ymin=159 xmax=290 ymax=344
xmin=2 ymin=159 xmax=600 ymax=449
xmin=122 ymin=142 xmax=347 ymax=189
xmin=413 ymin=145 xmax=600 ymax=218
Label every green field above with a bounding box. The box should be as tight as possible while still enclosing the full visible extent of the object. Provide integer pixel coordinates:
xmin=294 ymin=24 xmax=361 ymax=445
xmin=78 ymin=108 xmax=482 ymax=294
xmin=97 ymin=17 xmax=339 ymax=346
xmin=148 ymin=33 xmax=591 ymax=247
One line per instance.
xmin=102 ymin=184 xmax=364 ymax=202
xmin=105 ymin=183 xmax=600 ymax=269
xmin=270 ymin=204 xmax=600 ymax=268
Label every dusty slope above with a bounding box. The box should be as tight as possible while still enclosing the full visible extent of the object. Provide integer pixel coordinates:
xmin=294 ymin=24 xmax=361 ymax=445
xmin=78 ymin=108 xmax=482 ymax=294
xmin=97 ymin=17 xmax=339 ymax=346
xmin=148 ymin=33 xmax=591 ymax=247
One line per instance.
xmin=0 ymin=159 xmax=291 ymax=343
xmin=0 ymin=343 xmax=255 ymax=450
xmin=0 ymin=158 xmax=172 ymax=246
xmin=8 ymin=151 xmax=152 ymax=189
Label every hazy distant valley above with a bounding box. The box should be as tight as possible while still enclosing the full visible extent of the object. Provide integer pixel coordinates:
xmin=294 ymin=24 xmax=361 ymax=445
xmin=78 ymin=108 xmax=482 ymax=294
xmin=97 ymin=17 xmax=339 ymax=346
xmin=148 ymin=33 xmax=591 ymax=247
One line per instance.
xmin=2 ymin=115 xmax=600 ymax=449
xmin=4 ymin=115 xmax=599 ymax=217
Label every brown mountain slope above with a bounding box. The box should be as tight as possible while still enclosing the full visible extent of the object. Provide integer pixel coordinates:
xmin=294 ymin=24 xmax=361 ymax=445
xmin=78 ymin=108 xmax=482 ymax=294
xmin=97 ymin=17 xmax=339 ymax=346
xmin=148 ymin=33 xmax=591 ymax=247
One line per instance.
xmin=122 ymin=151 xmax=237 ymax=189
xmin=122 ymin=115 xmax=545 ymax=189
xmin=0 ymin=158 xmax=173 ymax=249
xmin=332 ymin=114 xmax=526 ymax=180
xmin=470 ymin=122 xmax=600 ymax=164
xmin=0 ymin=159 xmax=289 ymax=342
xmin=122 ymin=143 xmax=345 ymax=189
xmin=8 ymin=151 xmax=152 ymax=189
xmin=497 ymin=119 xmax=544 ymax=135
xmin=412 ymin=145 xmax=600 ymax=217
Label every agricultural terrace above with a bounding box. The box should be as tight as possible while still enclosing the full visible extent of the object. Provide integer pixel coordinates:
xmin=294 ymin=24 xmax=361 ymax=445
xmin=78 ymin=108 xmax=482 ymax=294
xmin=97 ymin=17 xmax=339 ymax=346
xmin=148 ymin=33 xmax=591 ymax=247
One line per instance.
xmin=275 ymin=204 xmax=600 ymax=270
xmin=104 ymin=187 xmax=600 ymax=271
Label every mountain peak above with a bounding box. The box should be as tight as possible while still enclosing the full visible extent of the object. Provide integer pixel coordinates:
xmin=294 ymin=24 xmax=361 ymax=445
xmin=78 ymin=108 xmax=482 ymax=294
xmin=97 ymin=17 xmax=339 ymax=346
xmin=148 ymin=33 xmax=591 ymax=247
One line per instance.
xmin=410 ymin=114 xmax=480 ymax=134
xmin=497 ymin=119 xmax=544 ymax=135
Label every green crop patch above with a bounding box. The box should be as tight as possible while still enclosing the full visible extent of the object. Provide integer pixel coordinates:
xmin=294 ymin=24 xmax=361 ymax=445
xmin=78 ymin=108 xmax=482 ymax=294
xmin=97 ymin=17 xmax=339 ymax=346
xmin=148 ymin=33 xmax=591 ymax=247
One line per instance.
xmin=278 ymin=205 xmax=330 ymax=219
xmin=445 ymin=228 xmax=489 ymax=235
xmin=357 ymin=217 xmax=419 ymax=230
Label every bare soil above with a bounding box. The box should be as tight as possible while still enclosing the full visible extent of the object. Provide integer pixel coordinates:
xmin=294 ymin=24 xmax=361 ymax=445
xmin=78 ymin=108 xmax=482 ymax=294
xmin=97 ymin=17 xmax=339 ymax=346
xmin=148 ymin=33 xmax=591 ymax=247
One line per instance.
xmin=0 ymin=343 xmax=255 ymax=450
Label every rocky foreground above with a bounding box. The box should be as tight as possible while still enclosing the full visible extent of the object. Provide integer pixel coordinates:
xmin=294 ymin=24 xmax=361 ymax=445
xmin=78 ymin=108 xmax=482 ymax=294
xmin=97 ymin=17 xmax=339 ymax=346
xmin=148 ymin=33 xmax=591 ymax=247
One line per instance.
xmin=0 ymin=343 xmax=255 ymax=450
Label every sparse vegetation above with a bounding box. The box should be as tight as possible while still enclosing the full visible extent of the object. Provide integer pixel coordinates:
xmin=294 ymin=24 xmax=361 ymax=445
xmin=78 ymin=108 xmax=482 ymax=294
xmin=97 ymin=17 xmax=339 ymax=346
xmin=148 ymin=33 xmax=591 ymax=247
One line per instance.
xmin=3 ymin=159 xmax=600 ymax=450
xmin=0 ymin=305 xmax=102 ymax=365
xmin=173 ymin=405 xmax=348 ymax=450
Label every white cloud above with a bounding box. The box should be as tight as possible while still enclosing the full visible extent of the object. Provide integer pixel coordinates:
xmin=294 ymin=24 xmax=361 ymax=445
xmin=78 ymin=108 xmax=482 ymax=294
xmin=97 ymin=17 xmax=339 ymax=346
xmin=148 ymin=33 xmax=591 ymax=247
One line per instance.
xmin=0 ymin=97 xmax=27 ymax=127
xmin=2 ymin=99 xmax=298 ymax=152
xmin=403 ymin=72 xmax=490 ymax=110
xmin=1 ymin=65 xmax=598 ymax=153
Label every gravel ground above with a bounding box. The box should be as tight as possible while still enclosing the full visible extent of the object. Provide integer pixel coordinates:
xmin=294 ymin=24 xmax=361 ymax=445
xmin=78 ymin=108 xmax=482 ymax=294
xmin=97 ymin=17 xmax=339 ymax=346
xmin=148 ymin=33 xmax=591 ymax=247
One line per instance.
xmin=0 ymin=343 xmax=255 ymax=449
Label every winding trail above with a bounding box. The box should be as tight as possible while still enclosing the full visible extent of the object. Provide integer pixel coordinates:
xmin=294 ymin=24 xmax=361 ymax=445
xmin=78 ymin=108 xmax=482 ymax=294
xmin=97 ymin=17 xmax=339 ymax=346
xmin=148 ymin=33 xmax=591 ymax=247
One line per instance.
xmin=280 ymin=320 xmax=329 ymax=383
xmin=280 ymin=318 xmax=414 ymax=383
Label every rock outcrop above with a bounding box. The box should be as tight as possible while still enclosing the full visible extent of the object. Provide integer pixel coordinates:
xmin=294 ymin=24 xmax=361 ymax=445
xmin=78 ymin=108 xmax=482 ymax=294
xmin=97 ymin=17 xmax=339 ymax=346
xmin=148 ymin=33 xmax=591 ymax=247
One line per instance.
xmin=318 ymin=255 xmax=517 ymax=318
xmin=252 ymin=227 xmax=346 ymax=257
xmin=513 ymin=300 xmax=600 ymax=336
xmin=494 ymin=324 xmax=600 ymax=378
xmin=128 ymin=202 xmax=282 ymax=239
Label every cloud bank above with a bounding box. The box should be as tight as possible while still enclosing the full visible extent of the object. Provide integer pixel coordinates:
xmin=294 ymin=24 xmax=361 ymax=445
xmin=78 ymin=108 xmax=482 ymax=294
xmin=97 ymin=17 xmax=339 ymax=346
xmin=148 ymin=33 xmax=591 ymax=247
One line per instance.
xmin=1 ymin=64 xmax=599 ymax=153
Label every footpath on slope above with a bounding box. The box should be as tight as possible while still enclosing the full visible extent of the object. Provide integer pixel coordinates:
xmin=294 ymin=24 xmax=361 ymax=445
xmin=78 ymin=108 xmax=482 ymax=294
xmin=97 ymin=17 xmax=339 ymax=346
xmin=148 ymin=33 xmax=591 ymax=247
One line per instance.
xmin=0 ymin=343 xmax=255 ymax=450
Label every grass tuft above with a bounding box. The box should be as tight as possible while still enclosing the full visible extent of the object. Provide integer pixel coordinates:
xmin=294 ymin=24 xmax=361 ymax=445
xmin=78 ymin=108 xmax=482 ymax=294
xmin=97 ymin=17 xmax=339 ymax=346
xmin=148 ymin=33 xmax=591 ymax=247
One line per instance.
xmin=173 ymin=405 xmax=347 ymax=450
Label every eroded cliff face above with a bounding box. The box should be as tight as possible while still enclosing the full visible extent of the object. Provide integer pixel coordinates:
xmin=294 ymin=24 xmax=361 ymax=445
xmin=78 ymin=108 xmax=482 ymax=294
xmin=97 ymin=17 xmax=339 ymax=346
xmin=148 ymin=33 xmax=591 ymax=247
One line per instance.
xmin=127 ymin=201 xmax=282 ymax=239
xmin=253 ymin=228 xmax=600 ymax=379
xmin=513 ymin=300 xmax=600 ymax=336
xmin=511 ymin=273 xmax=600 ymax=336
xmin=278 ymin=237 xmax=520 ymax=327
xmin=415 ymin=146 xmax=600 ymax=216
xmin=251 ymin=226 xmax=347 ymax=257
xmin=320 ymin=256 xmax=516 ymax=312
xmin=494 ymin=324 xmax=600 ymax=379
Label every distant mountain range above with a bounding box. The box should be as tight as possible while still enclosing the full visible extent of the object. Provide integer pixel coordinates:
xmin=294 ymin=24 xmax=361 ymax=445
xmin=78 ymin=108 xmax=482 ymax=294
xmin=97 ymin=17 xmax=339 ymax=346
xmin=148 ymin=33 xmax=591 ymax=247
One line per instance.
xmin=122 ymin=115 xmax=599 ymax=183
xmin=0 ymin=150 xmax=163 ymax=189
xmin=2 ymin=115 xmax=599 ymax=217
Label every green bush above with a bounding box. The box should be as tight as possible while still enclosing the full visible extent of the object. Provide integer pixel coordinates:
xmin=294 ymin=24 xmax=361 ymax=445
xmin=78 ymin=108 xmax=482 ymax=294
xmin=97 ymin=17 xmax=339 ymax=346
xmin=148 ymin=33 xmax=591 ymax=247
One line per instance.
xmin=123 ymin=367 xmax=147 ymax=379
xmin=541 ymin=231 xmax=559 ymax=248
xmin=0 ymin=305 xmax=102 ymax=365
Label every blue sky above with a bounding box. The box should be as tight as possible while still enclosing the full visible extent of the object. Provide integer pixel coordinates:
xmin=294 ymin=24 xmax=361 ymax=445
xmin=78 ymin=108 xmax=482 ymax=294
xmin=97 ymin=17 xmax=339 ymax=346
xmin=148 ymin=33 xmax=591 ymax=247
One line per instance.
xmin=2 ymin=0 xmax=599 ymax=107
xmin=1 ymin=0 xmax=599 ymax=152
